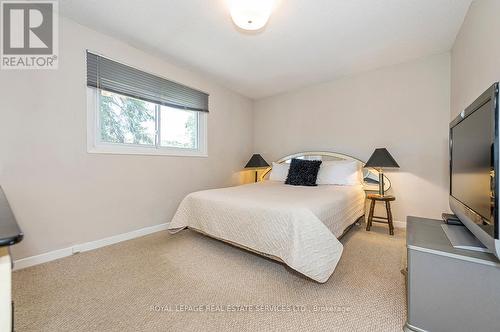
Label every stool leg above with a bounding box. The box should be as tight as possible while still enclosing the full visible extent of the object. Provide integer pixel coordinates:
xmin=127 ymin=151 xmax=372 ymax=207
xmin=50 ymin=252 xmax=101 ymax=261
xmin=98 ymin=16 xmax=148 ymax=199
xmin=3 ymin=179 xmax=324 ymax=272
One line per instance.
xmin=366 ymin=199 xmax=375 ymax=231
xmin=386 ymin=201 xmax=394 ymax=235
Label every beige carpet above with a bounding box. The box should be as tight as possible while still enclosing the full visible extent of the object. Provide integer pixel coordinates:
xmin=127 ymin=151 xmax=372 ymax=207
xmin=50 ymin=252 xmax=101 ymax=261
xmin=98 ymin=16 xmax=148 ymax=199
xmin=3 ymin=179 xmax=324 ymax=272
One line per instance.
xmin=13 ymin=224 xmax=406 ymax=332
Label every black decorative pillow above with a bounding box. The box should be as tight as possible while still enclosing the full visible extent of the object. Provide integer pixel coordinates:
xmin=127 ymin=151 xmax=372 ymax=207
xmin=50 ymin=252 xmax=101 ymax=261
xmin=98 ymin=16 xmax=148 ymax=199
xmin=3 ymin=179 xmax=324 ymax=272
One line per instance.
xmin=285 ymin=159 xmax=322 ymax=186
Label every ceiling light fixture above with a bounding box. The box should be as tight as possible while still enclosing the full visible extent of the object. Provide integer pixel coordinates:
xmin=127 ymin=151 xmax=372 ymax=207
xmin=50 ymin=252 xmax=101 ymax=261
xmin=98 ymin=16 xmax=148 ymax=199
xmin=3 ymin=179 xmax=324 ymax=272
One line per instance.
xmin=229 ymin=0 xmax=275 ymax=31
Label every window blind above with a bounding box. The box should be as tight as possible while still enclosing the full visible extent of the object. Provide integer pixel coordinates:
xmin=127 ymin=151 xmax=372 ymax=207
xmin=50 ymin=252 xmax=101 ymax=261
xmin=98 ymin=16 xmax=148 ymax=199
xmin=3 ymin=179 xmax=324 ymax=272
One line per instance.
xmin=86 ymin=51 xmax=209 ymax=113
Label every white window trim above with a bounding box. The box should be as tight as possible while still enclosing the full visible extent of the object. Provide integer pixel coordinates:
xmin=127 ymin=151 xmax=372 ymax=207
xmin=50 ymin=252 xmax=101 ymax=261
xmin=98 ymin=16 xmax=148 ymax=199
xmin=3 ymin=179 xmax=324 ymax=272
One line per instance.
xmin=86 ymin=88 xmax=208 ymax=157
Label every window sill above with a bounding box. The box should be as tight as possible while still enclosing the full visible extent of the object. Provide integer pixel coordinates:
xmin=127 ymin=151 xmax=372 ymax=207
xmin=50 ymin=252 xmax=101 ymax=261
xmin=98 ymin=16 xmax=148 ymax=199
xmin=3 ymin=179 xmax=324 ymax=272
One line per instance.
xmin=87 ymin=145 xmax=208 ymax=158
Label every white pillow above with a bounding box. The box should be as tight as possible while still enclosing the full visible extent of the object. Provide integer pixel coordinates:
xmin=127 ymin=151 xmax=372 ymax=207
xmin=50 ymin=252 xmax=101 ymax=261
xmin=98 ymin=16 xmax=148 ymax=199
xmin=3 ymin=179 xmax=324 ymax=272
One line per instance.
xmin=269 ymin=162 xmax=290 ymax=182
xmin=317 ymin=160 xmax=362 ymax=185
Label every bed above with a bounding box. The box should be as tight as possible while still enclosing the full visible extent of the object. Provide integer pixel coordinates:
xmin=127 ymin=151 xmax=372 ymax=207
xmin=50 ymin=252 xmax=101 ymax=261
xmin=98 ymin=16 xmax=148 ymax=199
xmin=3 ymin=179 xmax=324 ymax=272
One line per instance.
xmin=167 ymin=151 xmax=391 ymax=283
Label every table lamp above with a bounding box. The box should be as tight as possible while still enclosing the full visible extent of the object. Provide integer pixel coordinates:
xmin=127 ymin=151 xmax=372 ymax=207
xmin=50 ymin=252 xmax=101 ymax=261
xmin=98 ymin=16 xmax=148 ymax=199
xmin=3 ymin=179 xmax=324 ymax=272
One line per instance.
xmin=364 ymin=148 xmax=399 ymax=196
xmin=244 ymin=154 xmax=269 ymax=182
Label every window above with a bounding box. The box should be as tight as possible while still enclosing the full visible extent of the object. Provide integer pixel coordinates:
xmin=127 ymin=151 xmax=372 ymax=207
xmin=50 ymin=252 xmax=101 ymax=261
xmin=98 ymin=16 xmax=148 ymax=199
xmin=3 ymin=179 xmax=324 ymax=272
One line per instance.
xmin=159 ymin=105 xmax=198 ymax=149
xmin=86 ymin=52 xmax=208 ymax=157
xmin=99 ymin=90 xmax=156 ymax=146
xmin=92 ymin=89 xmax=204 ymax=154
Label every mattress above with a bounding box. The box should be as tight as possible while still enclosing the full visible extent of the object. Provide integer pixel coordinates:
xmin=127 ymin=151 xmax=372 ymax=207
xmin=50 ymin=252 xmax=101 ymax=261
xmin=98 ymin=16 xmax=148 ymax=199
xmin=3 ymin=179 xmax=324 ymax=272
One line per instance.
xmin=167 ymin=181 xmax=366 ymax=282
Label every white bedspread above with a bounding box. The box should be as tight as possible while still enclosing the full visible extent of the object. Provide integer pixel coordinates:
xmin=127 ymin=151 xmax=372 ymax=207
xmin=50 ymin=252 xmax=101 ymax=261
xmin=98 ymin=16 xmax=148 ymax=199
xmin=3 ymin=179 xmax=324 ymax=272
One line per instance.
xmin=167 ymin=181 xmax=366 ymax=283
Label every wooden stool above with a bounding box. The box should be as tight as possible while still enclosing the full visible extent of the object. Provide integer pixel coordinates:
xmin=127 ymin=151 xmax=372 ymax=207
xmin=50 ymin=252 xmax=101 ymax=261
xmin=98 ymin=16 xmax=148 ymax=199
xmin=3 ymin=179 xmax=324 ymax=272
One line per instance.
xmin=366 ymin=194 xmax=396 ymax=235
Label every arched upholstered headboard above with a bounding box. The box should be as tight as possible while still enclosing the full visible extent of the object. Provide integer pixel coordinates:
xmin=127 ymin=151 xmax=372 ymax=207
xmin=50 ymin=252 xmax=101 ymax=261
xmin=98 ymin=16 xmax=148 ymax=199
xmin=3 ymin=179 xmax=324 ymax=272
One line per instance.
xmin=260 ymin=151 xmax=391 ymax=192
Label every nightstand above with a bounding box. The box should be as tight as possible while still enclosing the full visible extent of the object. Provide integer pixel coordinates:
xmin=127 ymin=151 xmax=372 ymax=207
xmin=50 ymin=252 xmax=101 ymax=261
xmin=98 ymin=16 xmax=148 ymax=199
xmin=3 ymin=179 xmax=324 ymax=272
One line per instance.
xmin=366 ymin=194 xmax=395 ymax=235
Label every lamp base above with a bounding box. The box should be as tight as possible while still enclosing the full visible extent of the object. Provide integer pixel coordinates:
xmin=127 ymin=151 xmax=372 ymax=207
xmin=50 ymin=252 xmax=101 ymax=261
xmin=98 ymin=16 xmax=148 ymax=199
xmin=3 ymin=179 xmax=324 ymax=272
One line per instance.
xmin=378 ymin=169 xmax=385 ymax=196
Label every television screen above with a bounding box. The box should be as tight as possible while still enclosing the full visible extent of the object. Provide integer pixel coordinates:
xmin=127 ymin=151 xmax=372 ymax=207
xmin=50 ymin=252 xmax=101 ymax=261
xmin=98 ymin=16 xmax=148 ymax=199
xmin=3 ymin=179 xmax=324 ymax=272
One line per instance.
xmin=451 ymin=99 xmax=495 ymax=237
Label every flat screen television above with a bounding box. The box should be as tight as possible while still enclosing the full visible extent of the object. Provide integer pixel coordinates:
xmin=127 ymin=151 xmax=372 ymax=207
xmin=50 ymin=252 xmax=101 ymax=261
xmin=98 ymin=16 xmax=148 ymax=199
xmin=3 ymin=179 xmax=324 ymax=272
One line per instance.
xmin=449 ymin=82 xmax=500 ymax=259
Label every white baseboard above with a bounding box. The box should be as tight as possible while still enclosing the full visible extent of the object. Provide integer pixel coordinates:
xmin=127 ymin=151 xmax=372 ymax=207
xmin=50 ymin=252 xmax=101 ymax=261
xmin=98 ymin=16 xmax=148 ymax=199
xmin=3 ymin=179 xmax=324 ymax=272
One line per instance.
xmin=393 ymin=220 xmax=406 ymax=228
xmin=13 ymin=218 xmax=404 ymax=271
xmin=13 ymin=223 xmax=168 ymax=271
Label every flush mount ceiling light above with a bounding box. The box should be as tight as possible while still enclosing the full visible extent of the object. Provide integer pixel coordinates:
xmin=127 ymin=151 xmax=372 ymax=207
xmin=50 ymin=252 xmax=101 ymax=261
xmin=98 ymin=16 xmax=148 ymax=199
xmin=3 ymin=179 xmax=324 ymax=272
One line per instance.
xmin=229 ymin=0 xmax=275 ymax=31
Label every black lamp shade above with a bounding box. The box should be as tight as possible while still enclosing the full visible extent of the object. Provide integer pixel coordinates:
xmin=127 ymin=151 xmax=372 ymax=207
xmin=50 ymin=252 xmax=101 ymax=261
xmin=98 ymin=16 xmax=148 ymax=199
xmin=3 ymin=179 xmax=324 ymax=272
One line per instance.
xmin=245 ymin=154 xmax=269 ymax=168
xmin=365 ymin=148 xmax=400 ymax=168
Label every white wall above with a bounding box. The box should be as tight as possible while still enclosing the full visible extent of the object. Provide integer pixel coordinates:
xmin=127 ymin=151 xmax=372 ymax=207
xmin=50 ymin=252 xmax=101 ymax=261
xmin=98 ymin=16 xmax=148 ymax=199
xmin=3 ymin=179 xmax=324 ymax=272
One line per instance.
xmin=253 ymin=54 xmax=451 ymax=222
xmin=451 ymin=0 xmax=500 ymax=118
xmin=0 ymin=17 xmax=254 ymax=260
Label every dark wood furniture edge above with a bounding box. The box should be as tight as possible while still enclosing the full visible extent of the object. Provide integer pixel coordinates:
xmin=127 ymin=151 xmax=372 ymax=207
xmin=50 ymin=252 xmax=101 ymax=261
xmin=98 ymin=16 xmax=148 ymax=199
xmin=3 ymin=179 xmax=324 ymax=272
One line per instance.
xmin=0 ymin=186 xmax=23 ymax=247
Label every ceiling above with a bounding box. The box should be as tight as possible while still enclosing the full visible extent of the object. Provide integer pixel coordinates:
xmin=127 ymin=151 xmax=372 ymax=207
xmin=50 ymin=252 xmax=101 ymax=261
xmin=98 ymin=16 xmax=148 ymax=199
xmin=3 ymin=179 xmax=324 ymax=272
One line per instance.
xmin=60 ymin=0 xmax=472 ymax=99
